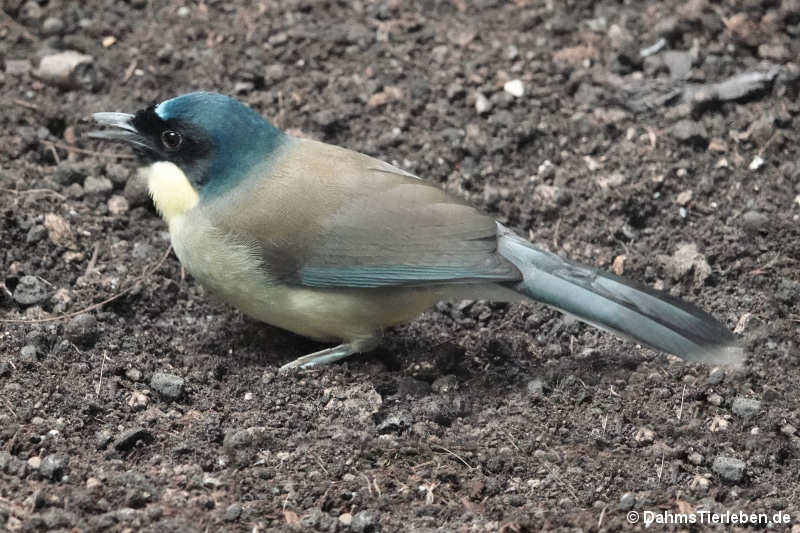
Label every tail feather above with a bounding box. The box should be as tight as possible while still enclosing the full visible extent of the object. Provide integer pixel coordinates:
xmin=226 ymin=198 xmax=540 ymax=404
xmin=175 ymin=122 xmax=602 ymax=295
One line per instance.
xmin=497 ymin=230 xmax=743 ymax=366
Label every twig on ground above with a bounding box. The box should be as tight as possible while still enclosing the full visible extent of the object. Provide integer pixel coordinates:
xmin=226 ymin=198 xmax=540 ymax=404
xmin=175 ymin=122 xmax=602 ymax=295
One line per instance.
xmin=0 ymin=245 xmax=172 ymax=324
xmin=43 ymin=140 xmax=135 ymax=160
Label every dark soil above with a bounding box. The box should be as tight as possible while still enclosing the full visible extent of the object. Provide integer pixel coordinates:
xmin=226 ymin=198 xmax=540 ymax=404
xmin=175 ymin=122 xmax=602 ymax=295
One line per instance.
xmin=2 ymin=0 xmax=799 ymax=531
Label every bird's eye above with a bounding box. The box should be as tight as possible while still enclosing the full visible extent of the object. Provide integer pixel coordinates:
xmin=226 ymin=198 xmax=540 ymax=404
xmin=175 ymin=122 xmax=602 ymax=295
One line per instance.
xmin=160 ymin=130 xmax=183 ymax=151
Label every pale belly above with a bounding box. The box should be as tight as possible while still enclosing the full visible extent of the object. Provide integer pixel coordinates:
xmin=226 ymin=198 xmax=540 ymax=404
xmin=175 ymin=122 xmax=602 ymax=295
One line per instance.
xmin=167 ymin=213 xmax=447 ymax=343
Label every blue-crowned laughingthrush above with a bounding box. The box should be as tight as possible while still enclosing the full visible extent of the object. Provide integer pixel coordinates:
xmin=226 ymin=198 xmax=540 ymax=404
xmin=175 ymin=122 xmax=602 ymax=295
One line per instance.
xmin=91 ymin=92 xmax=742 ymax=370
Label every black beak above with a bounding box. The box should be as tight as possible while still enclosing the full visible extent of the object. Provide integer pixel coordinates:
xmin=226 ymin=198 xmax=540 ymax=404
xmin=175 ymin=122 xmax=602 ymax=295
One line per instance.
xmin=89 ymin=112 xmax=155 ymax=154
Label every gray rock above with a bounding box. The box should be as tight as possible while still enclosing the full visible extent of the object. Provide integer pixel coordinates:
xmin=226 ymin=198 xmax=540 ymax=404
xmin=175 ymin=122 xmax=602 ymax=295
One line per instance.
xmin=671 ymin=120 xmax=707 ymax=145
xmin=662 ymin=50 xmax=692 ymax=80
xmin=105 ymin=163 xmax=131 ymax=186
xmin=712 ymin=456 xmax=745 ymax=483
xmin=224 ymin=503 xmax=242 ymax=522
xmin=301 ymin=509 xmax=326 ymax=528
xmin=688 ymin=452 xmax=703 ymax=465
xmin=41 ymin=16 xmax=65 ymax=36
xmin=741 ymin=210 xmax=769 ymax=233
xmin=26 ymin=224 xmax=46 ymax=243
xmin=618 ymin=492 xmax=636 ymax=510
xmin=731 ymin=397 xmax=761 ymax=418
xmin=0 ymin=361 xmax=11 ymax=377
xmin=39 ymin=454 xmax=67 ymax=481
xmin=475 ymin=93 xmax=491 ymax=114
xmin=65 ymin=313 xmax=98 ymax=347
xmin=706 ymin=367 xmax=725 ymax=385
xmin=351 ymin=510 xmax=378 ymax=532
xmin=20 ymin=345 xmax=38 ymax=362
xmin=527 ymin=378 xmax=545 ymax=395
xmin=13 ymin=275 xmax=50 ymax=305
xmin=83 ymin=176 xmax=113 ymax=196
xmin=150 ymin=372 xmax=184 ymax=399
xmin=223 ymin=427 xmax=269 ymax=453
xmin=96 ymin=429 xmax=113 ymax=450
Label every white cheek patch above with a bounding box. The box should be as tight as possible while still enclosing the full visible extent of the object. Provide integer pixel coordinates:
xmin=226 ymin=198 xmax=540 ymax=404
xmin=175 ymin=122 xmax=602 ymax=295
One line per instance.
xmin=142 ymin=161 xmax=199 ymax=224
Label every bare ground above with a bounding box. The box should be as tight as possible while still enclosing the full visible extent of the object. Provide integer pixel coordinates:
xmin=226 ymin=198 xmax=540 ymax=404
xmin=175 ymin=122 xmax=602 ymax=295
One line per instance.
xmin=1 ymin=0 xmax=799 ymax=531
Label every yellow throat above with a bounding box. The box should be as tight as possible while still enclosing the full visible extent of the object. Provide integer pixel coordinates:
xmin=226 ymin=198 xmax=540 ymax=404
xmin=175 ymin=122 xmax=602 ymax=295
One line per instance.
xmin=144 ymin=161 xmax=200 ymax=224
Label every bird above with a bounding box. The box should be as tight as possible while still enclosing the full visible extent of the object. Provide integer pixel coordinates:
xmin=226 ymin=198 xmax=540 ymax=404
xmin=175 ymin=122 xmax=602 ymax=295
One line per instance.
xmin=90 ymin=92 xmax=743 ymax=370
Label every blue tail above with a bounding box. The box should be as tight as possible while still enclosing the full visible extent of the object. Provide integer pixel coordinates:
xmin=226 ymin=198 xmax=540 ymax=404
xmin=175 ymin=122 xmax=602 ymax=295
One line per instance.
xmin=497 ymin=229 xmax=743 ymax=366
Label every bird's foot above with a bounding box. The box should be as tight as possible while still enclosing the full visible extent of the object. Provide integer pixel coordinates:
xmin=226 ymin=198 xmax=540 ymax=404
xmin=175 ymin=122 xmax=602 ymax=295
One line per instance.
xmin=279 ymin=335 xmax=381 ymax=371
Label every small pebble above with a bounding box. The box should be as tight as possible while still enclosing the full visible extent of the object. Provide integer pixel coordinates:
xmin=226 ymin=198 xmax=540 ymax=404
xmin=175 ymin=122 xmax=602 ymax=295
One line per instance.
xmin=748 ymin=155 xmax=765 ymax=171
xmin=107 ymin=195 xmax=129 ymax=215
xmin=20 ymin=345 xmax=38 ymax=362
xmin=351 ymin=510 xmax=377 ymax=532
xmin=537 ymin=160 xmax=555 ymax=180
xmin=96 ymin=429 xmax=113 ymax=450
xmin=13 ymin=275 xmax=50 ymax=305
xmin=475 ymin=93 xmax=491 ymax=114
xmin=503 ymin=79 xmax=525 ymax=98
xmin=618 ymin=492 xmax=636 ymax=510
xmin=688 ymin=452 xmax=703 ymax=465
xmin=671 ymin=120 xmax=707 ymax=144
xmin=707 ymin=393 xmax=723 ymax=406
xmin=224 ymin=503 xmax=242 ymax=521
xmin=706 ymin=367 xmax=724 ymax=385
xmin=41 ymin=16 xmax=65 ymax=36
xmin=33 ymin=51 xmax=94 ymax=89
xmin=731 ymin=397 xmax=761 ymax=418
xmin=39 ymin=454 xmax=67 ymax=481
xmin=83 ymin=176 xmax=113 ymax=196
xmin=527 ymin=378 xmax=544 ymax=395
xmin=712 ymin=456 xmax=745 ymax=483
xmin=150 ymin=372 xmax=185 ymax=399
xmin=741 ymin=210 xmax=768 ymax=233
xmin=65 ymin=313 xmax=98 ymax=347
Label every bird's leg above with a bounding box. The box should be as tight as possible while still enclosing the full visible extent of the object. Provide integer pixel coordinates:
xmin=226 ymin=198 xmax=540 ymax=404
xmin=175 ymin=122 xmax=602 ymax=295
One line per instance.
xmin=279 ymin=333 xmax=382 ymax=370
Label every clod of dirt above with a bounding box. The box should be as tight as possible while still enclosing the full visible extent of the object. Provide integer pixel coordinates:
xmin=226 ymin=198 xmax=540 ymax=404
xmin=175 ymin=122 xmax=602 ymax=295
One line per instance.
xmin=740 ymin=210 xmax=769 ymax=233
xmin=39 ymin=454 xmax=68 ymax=481
xmin=149 ymin=372 xmax=185 ymax=399
xmin=657 ymin=243 xmax=711 ymax=286
xmin=731 ymin=397 xmax=761 ymax=418
xmin=670 ymin=119 xmax=708 ymax=146
xmin=65 ymin=313 xmax=99 ymax=347
xmin=12 ymin=275 xmax=50 ymax=306
xmin=712 ymin=456 xmax=746 ymax=483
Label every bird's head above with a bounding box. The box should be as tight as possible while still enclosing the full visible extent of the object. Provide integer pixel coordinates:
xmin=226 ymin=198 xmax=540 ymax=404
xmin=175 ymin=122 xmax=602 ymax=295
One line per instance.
xmin=91 ymin=92 xmax=284 ymax=221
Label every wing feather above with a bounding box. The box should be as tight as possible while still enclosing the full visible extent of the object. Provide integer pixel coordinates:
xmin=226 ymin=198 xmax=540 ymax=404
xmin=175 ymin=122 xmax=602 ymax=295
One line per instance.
xmin=205 ymin=138 xmax=521 ymax=288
